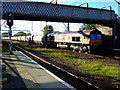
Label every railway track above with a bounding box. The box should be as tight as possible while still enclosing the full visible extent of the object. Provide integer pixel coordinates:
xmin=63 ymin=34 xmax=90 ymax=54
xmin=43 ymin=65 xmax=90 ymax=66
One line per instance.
xmin=11 ymin=43 xmax=101 ymax=89
xmin=8 ymin=40 xmax=120 ymax=59
xmin=29 ymin=41 xmax=120 ymax=60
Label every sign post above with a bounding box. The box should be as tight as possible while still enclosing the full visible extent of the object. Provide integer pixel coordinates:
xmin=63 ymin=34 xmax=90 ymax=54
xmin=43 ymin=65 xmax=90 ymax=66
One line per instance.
xmin=6 ymin=12 xmax=13 ymax=54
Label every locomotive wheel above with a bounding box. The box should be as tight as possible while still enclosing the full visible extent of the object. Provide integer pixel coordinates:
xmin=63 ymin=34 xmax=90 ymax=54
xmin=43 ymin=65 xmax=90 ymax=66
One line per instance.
xmin=78 ymin=46 xmax=82 ymax=53
xmin=85 ymin=46 xmax=89 ymax=53
xmin=78 ymin=50 xmax=81 ymax=53
xmin=82 ymin=46 xmax=89 ymax=53
xmin=67 ymin=45 xmax=71 ymax=50
xmin=82 ymin=46 xmax=86 ymax=52
xmin=73 ymin=49 xmax=75 ymax=52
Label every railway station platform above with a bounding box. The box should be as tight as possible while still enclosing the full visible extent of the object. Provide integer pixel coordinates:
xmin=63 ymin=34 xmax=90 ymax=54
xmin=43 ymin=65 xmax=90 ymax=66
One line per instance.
xmin=2 ymin=51 xmax=75 ymax=89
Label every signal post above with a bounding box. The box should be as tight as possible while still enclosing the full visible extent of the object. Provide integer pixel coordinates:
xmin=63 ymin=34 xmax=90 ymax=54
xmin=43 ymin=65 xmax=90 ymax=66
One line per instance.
xmin=6 ymin=12 xmax=13 ymax=54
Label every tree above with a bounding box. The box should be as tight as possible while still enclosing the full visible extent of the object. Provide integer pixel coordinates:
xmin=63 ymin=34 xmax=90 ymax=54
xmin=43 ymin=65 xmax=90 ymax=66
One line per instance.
xmin=43 ymin=25 xmax=54 ymax=35
xmin=79 ymin=24 xmax=96 ymax=30
xmin=14 ymin=31 xmax=31 ymax=36
xmin=26 ymin=33 xmax=31 ymax=36
xmin=2 ymin=32 xmax=9 ymax=37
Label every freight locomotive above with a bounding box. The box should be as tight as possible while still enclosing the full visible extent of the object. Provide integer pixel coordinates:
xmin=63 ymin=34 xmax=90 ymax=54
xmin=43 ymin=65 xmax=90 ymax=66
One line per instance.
xmin=10 ymin=29 xmax=106 ymax=53
xmin=46 ymin=29 xmax=102 ymax=53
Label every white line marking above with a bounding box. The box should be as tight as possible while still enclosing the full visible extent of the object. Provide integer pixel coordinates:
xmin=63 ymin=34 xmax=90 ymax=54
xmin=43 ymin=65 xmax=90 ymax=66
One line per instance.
xmin=19 ymin=51 xmax=76 ymax=89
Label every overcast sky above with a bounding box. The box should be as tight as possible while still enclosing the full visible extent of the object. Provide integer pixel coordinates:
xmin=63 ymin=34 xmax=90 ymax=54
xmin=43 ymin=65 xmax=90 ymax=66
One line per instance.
xmin=1 ymin=0 xmax=119 ymax=35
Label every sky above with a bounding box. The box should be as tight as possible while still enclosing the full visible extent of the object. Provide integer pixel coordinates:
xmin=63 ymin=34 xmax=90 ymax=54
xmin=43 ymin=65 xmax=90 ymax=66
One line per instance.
xmin=1 ymin=0 xmax=120 ymax=35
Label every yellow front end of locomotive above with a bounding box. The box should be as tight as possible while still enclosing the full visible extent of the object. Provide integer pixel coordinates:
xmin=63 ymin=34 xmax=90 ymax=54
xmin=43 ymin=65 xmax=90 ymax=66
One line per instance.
xmin=90 ymin=39 xmax=102 ymax=47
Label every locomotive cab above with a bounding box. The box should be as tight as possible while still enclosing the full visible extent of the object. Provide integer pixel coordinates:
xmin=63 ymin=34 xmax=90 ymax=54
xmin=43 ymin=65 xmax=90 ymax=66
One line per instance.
xmin=90 ymin=29 xmax=103 ymax=53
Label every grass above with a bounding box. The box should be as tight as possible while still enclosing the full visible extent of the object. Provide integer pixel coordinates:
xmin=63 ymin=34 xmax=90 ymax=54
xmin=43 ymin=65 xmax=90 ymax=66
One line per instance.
xmin=10 ymin=40 xmax=120 ymax=81
xmin=78 ymin=60 xmax=119 ymax=79
xmin=2 ymin=45 xmax=9 ymax=52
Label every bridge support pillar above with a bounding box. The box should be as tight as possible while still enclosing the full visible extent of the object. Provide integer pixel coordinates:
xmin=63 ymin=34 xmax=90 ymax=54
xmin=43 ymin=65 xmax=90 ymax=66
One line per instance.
xmin=113 ymin=19 xmax=117 ymax=49
xmin=67 ymin=22 xmax=69 ymax=31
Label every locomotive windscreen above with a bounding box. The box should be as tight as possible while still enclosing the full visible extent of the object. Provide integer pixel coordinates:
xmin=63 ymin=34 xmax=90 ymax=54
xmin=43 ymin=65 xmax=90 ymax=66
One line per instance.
xmin=90 ymin=34 xmax=102 ymax=39
xmin=90 ymin=34 xmax=95 ymax=39
xmin=97 ymin=34 xmax=102 ymax=39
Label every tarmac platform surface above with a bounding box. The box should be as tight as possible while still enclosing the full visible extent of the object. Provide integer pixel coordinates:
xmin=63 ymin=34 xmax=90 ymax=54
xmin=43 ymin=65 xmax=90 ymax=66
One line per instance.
xmin=2 ymin=51 xmax=75 ymax=89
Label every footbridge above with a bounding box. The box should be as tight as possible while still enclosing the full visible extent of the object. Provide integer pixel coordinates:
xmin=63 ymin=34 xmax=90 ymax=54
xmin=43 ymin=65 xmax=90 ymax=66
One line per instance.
xmin=2 ymin=1 xmax=116 ymax=27
xmin=1 ymin=1 xmax=119 ymax=49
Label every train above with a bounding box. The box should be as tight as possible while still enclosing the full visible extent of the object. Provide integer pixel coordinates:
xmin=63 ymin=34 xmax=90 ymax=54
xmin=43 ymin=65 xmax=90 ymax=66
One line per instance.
xmin=8 ymin=29 xmax=112 ymax=53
